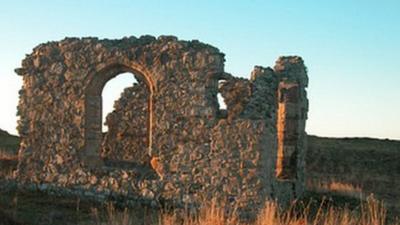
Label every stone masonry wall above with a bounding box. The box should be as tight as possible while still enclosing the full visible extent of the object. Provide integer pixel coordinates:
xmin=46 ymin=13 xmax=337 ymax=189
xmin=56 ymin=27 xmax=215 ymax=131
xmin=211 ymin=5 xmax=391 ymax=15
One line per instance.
xmin=272 ymin=57 xmax=309 ymax=202
xmin=14 ymin=35 xmax=308 ymax=220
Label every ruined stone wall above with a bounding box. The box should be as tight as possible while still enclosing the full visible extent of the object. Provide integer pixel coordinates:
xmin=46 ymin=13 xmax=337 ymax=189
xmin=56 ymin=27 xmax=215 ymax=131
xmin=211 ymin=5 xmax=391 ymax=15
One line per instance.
xmin=272 ymin=57 xmax=309 ymax=202
xmin=209 ymin=119 xmax=271 ymax=219
xmin=15 ymin=35 xmax=308 ymax=219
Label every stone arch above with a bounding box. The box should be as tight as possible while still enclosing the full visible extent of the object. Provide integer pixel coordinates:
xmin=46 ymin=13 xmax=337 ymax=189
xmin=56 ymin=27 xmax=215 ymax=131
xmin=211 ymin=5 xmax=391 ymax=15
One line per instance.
xmin=83 ymin=63 xmax=155 ymax=167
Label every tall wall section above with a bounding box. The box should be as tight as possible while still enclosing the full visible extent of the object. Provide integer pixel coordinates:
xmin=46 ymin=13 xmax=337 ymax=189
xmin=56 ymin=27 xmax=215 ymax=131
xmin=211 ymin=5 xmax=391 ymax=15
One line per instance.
xmin=273 ymin=57 xmax=309 ymax=202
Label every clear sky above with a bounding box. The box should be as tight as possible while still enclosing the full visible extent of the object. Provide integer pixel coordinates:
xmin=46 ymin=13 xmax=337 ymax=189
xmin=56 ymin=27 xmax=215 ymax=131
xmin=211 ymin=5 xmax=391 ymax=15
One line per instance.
xmin=0 ymin=0 xmax=399 ymax=139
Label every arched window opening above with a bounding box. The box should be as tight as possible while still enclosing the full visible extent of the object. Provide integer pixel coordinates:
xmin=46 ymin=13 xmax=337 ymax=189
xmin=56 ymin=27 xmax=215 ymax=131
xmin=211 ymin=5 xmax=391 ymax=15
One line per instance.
xmin=217 ymin=80 xmax=228 ymax=118
xmin=84 ymin=65 xmax=155 ymax=174
xmin=101 ymin=72 xmax=152 ymax=168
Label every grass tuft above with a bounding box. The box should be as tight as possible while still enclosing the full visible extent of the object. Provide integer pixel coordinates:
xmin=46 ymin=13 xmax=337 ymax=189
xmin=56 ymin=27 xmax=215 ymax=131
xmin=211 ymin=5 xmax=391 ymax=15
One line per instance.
xmin=92 ymin=195 xmax=398 ymax=225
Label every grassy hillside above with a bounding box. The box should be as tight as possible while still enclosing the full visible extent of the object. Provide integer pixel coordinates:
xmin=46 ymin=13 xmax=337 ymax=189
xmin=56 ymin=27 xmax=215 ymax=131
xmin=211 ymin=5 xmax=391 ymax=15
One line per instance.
xmin=0 ymin=129 xmax=19 ymax=160
xmin=307 ymin=135 xmax=400 ymax=178
xmin=306 ymin=135 xmax=400 ymax=213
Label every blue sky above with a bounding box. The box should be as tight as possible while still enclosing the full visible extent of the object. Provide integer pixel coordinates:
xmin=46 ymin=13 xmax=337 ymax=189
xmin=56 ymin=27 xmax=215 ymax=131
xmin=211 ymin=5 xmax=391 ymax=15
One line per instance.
xmin=0 ymin=0 xmax=399 ymax=139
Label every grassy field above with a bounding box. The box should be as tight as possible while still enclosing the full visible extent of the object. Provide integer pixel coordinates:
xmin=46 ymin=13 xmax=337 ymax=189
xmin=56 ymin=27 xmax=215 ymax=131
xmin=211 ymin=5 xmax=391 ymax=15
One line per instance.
xmin=0 ymin=129 xmax=19 ymax=179
xmin=0 ymin=129 xmax=19 ymax=161
xmin=0 ymin=131 xmax=399 ymax=224
xmin=306 ymin=135 xmax=400 ymax=215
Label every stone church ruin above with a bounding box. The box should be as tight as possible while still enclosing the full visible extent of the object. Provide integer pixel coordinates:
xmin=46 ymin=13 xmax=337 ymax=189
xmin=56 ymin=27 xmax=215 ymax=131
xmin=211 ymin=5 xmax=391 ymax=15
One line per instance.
xmin=15 ymin=35 xmax=308 ymax=218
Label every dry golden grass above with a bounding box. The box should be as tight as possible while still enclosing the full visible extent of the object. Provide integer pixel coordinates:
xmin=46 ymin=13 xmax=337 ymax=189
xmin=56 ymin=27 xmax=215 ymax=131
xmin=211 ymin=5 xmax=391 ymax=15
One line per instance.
xmin=0 ymin=148 xmax=18 ymax=161
xmin=93 ymin=195 xmax=399 ymax=225
xmin=254 ymin=196 xmax=388 ymax=225
xmin=307 ymin=179 xmax=363 ymax=199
